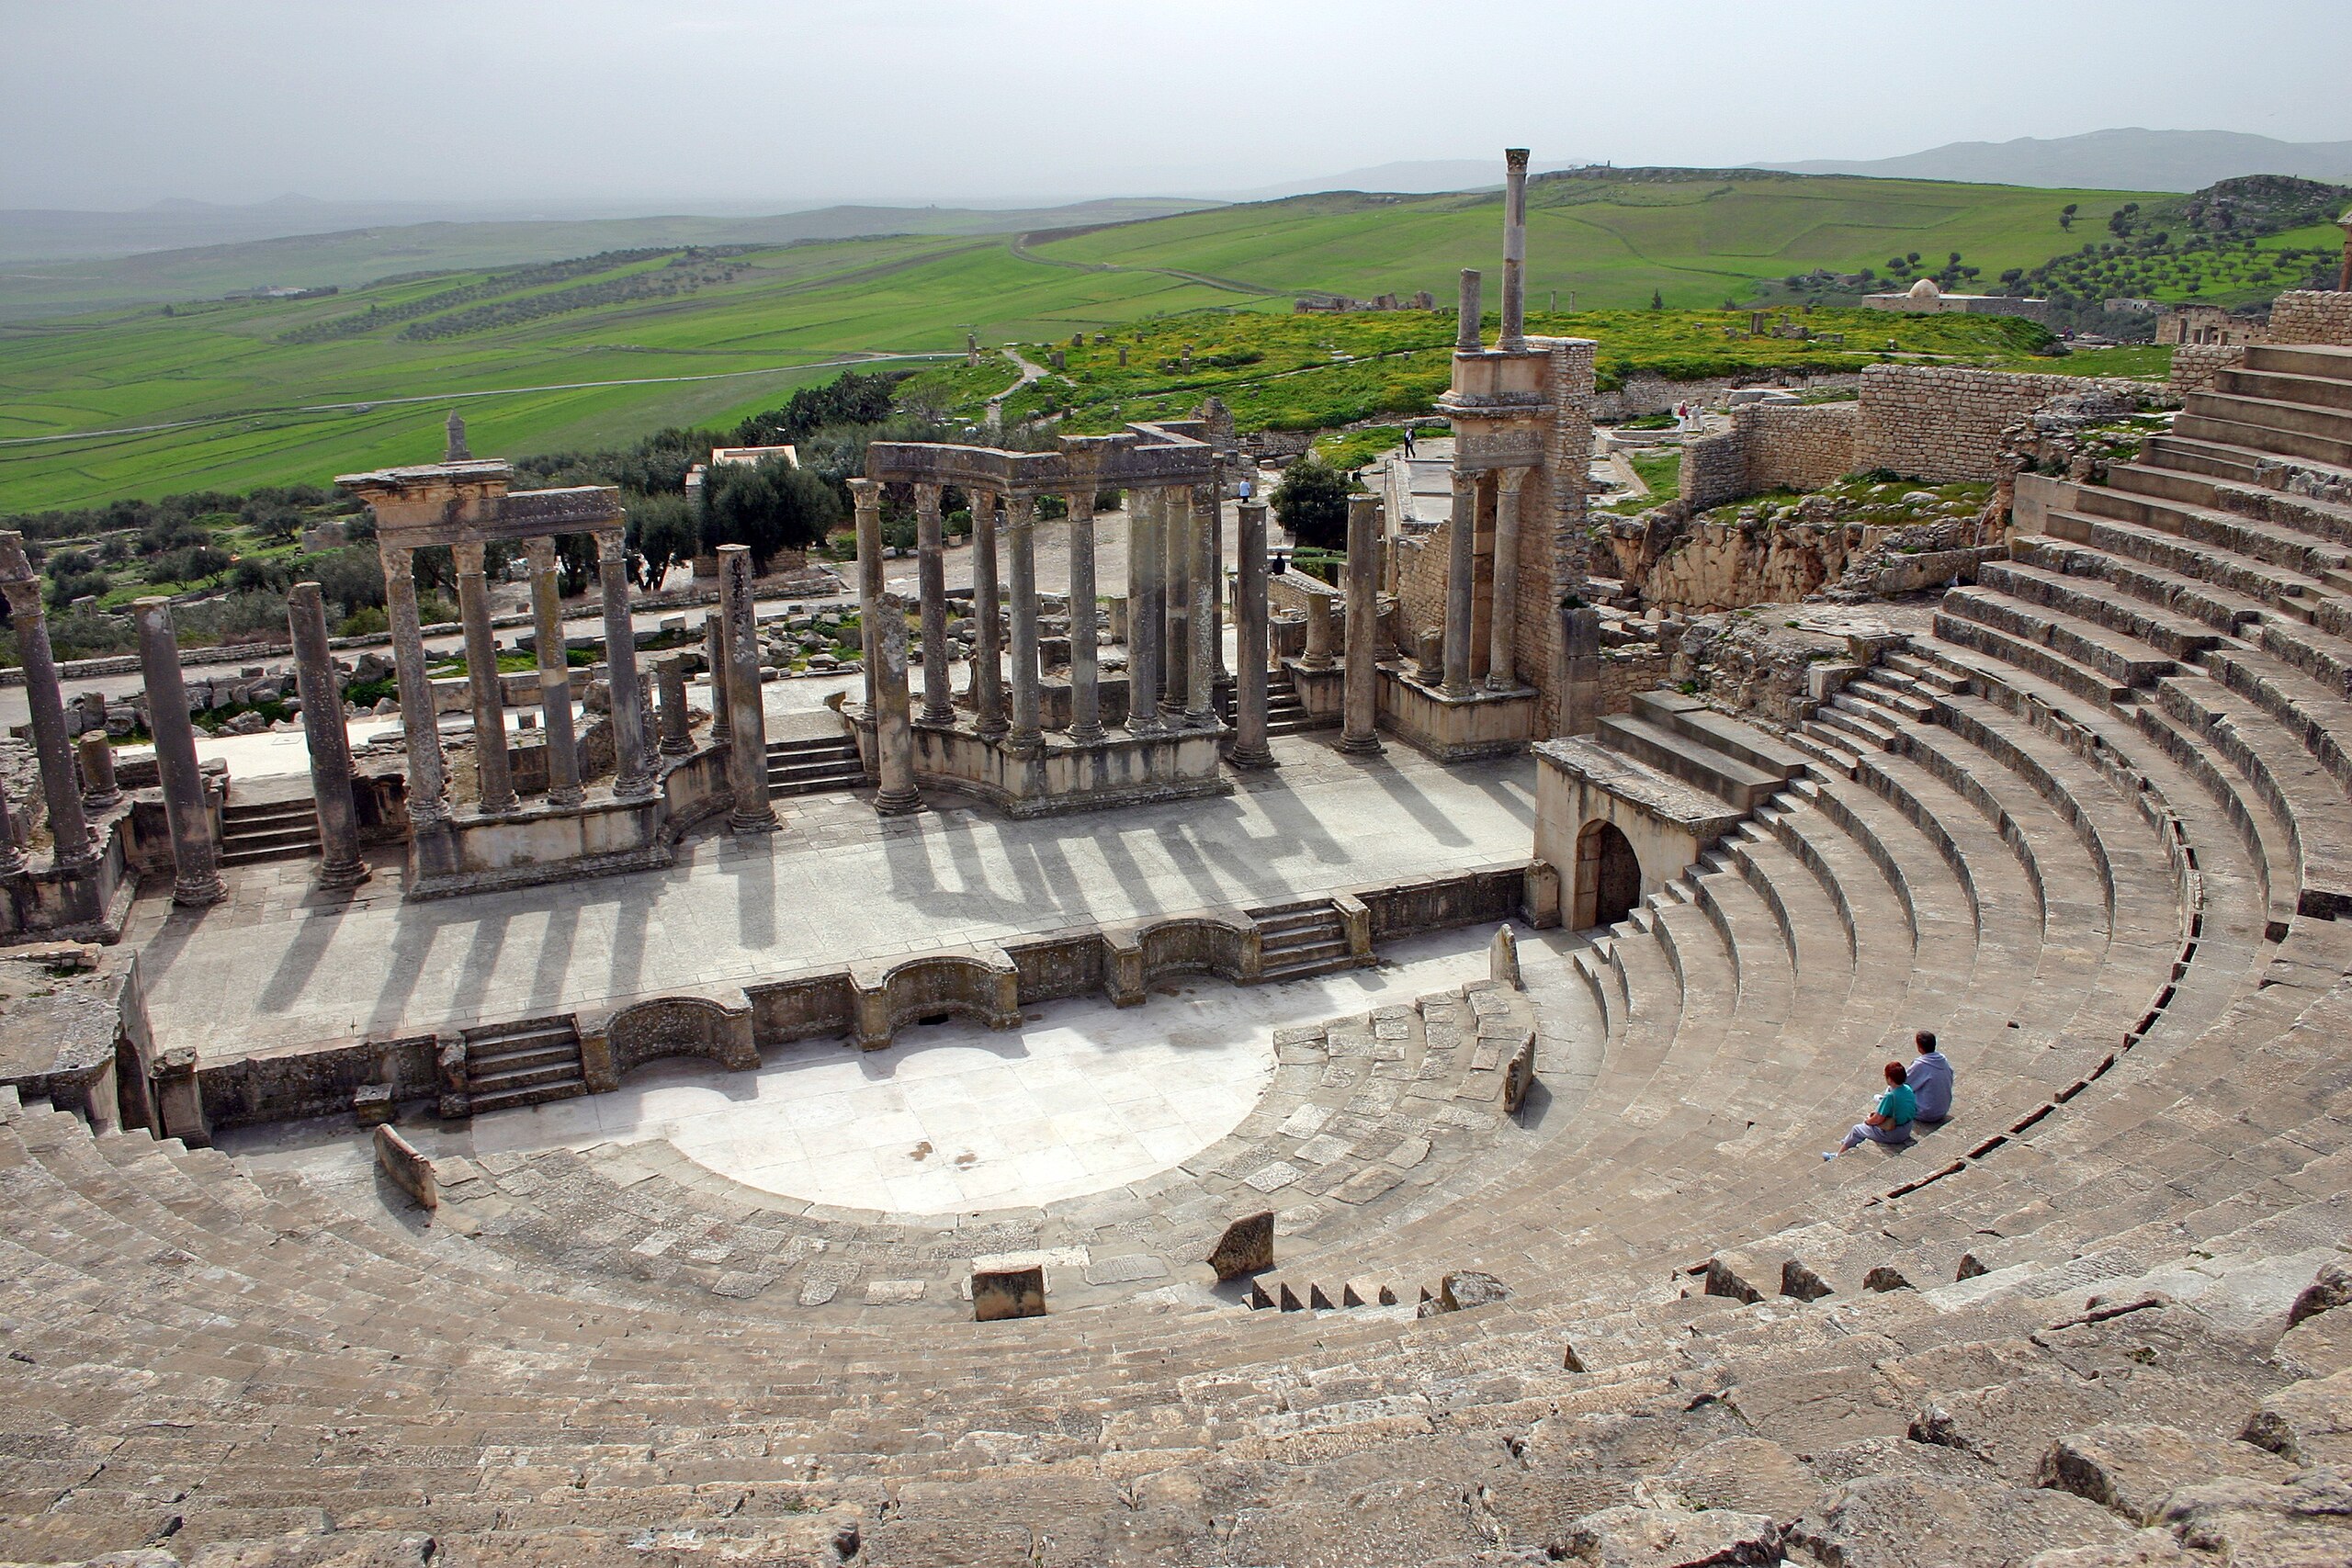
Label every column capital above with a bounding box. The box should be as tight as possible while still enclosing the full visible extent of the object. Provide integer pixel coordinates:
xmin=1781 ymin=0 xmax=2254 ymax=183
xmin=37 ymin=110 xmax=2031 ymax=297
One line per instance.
xmin=1004 ymin=491 xmax=1035 ymax=526
xmin=913 ymin=481 xmax=943 ymax=514
xmin=0 ymin=578 xmax=38 ymax=617
xmin=452 ymin=540 xmax=488 ymax=575
xmin=525 ymin=536 xmax=559 ymax=571
xmin=595 ymin=528 xmax=628 ymax=562
xmin=1496 ymin=465 xmax=1532 ymax=495
xmin=848 ymin=477 xmax=882 ymax=513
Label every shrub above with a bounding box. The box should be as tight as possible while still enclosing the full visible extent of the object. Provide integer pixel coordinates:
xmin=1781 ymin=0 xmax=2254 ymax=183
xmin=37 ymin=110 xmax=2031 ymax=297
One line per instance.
xmin=1270 ymin=456 xmax=1351 ymax=551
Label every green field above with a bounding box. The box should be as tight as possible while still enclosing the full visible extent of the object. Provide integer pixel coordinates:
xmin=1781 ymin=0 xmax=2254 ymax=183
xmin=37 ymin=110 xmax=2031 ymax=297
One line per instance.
xmin=0 ymin=169 xmax=2177 ymax=512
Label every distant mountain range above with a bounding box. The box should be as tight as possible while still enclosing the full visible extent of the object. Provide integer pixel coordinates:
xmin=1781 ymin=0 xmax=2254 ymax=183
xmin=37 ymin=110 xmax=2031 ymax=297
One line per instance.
xmin=1216 ymin=158 xmax=1599 ymax=200
xmin=1758 ymin=129 xmax=2352 ymax=194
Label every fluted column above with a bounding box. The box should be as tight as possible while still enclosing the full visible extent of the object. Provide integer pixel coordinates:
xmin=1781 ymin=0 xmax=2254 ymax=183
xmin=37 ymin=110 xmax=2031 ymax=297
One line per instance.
xmin=970 ymin=489 xmax=1007 ymax=740
xmin=852 ymin=478 xmax=884 ymax=715
xmin=1005 ymin=493 xmax=1043 ymax=756
xmin=0 ymin=539 xmax=96 ymax=880
xmin=1227 ymin=500 xmax=1275 ymax=769
xmin=1127 ymin=487 xmax=1163 ymax=735
xmin=453 ymin=542 xmax=514 ymax=812
xmin=1487 ymin=467 xmax=1527 ymax=692
xmin=526 ymin=539 xmax=582 ymax=808
xmin=1184 ymin=480 xmax=1216 ymax=729
xmin=718 ymin=544 xmax=777 ymax=833
xmin=1443 ymin=472 xmax=1478 ymax=699
xmin=288 ymin=581 xmax=368 ymax=888
xmin=597 ymin=530 xmax=655 ymax=798
xmin=914 ymin=482 xmax=952 ymax=725
xmin=1161 ymin=484 xmax=1192 ymax=721
xmin=1340 ymin=494 xmax=1384 ymax=756
xmin=131 ymin=597 xmax=223 ymax=906
xmin=703 ymin=614 xmax=730 ymax=745
xmin=1065 ymin=482 xmax=1103 ymax=745
xmin=872 ymin=591 xmax=922 ymax=816
xmin=656 ymin=656 xmax=694 ymax=756
xmin=378 ymin=542 xmax=447 ymax=826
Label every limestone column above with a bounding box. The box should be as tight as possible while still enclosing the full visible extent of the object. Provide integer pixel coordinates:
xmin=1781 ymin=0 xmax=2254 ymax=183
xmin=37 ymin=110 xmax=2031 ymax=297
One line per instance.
xmin=76 ymin=733 xmax=119 ymax=812
xmin=1443 ymin=472 xmax=1478 ymax=699
xmin=0 ymin=546 xmax=96 ymax=879
xmin=872 ymin=591 xmax=922 ymax=816
xmin=0 ymin=784 xmax=24 ymax=877
xmin=1162 ymin=485 xmax=1192 ymax=720
xmin=1065 ymin=483 xmax=1103 ymax=745
xmin=914 ymin=483 xmax=953 ymax=725
xmin=1227 ymin=500 xmax=1275 ymax=769
xmin=1487 ymin=467 xmax=1527 ymax=691
xmin=970 ymin=489 xmax=1007 ymax=739
xmin=1206 ymin=467 xmax=1229 ymax=681
xmin=1455 ymin=268 xmax=1484 ymax=353
xmin=718 ymin=545 xmax=777 ymax=833
xmin=378 ymin=543 xmax=447 ymax=827
xmin=852 ymin=479 xmax=884 ymax=714
xmin=1340 ymin=495 xmax=1385 ymax=756
xmin=453 ymin=542 xmax=514 ymax=813
xmin=1184 ymin=480 xmax=1216 ymax=729
xmin=1302 ymin=592 xmax=1335 ymax=672
xmin=703 ymin=615 xmax=730 ymax=745
xmin=596 ymin=530 xmax=655 ymax=798
xmin=656 ymin=656 xmax=694 ymax=756
xmin=1499 ymin=149 xmax=1530 ymax=352
xmin=525 ymin=539 xmax=582 ymax=808
xmin=1005 ymin=493 xmax=1043 ymax=756
xmin=288 ymin=581 xmax=368 ymax=888
xmin=1127 ymin=487 xmax=1163 ymax=734
xmin=131 ymin=598 xmax=223 ymax=906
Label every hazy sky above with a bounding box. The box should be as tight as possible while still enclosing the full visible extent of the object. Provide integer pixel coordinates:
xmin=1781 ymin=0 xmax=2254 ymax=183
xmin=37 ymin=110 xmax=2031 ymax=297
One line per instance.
xmin=5 ymin=0 xmax=2349 ymax=209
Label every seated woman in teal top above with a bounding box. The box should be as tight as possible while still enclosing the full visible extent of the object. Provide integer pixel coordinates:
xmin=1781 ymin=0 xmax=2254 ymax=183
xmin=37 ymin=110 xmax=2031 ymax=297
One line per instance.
xmin=1826 ymin=1062 xmax=1917 ymax=1158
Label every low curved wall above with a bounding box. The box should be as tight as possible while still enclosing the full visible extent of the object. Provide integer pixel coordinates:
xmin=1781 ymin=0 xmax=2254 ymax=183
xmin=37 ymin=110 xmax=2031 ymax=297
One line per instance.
xmin=853 ymin=952 xmax=1020 ymax=1049
xmin=603 ymin=995 xmax=757 ymax=1082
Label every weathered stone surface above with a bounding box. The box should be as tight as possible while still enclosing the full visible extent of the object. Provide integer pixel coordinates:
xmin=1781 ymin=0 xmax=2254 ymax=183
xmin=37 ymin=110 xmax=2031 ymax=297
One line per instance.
xmin=1440 ymin=1270 xmax=1510 ymax=1313
xmin=2154 ymin=1470 xmax=2352 ymax=1565
xmin=2288 ymin=1261 xmax=2352 ymax=1327
xmin=2276 ymin=1305 xmax=2352 ymax=1380
xmin=2240 ymin=1370 xmax=2352 ymax=1465
xmin=1788 ymin=1475 xmax=2135 ymax=1568
xmin=371 ymin=1123 xmax=435 ymax=1210
xmin=971 ymin=1264 xmax=1045 ymax=1322
xmin=2035 ymin=1422 xmax=2295 ymax=1524
xmin=1781 ymin=1258 xmax=1834 ymax=1303
xmin=1642 ymin=1436 xmax=1818 ymax=1520
xmin=1548 ymin=1503 xmax=1780 ymax=1567
xmin=1208 ymin=1210 xmax=1273 ymax=1280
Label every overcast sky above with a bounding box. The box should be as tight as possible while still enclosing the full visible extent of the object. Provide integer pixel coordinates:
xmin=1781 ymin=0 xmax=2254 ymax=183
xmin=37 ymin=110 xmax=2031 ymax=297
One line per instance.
xmin=5 ymin=0 xmax=2348 ymax=209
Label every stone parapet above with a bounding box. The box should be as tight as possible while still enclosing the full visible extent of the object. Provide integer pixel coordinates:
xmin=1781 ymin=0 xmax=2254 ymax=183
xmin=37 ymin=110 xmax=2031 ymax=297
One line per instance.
xmin=1855 ymin=364 xmax=2158 ymax=483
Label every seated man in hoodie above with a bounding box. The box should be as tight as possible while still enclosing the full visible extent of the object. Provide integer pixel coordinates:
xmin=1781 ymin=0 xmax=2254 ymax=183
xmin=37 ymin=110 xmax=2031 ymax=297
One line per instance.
xmin=1907 ymin=1029 xmax=1954 ymax=1123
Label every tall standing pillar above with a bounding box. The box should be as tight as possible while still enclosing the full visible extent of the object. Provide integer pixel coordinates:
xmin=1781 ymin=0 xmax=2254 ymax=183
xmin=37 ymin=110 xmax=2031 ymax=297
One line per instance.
xmin=1127 ymin=487 xmax=1163 ymax=734
xmin=914 ymin=482 xmax=953 ymax=725
xmin=597 ymin=530 xmax=655 ymax=797
xmin=1162 ymin=485 xmax=1192 ymax=720
xmin=703 ymin=615 xmax=731 ymax=745
xmin=1005 ymin=493 xmax=1043 ymax=756
xmin=718 ymin=545 xmax=777 ymax=833
xmin=1455 ymin=268 xmax=1485 ymax=353
xmin=970 ymin=490 xmax=1007 ymax=739
xmin=453 ymin=543 xmax=515 ymax=812
xmin=1499 ymin=149 xmax=1530 ymax=352
xmin=288 ymin=582 xmax=368 ymax=888
xmin=1442 ymin=473 xmax=1478 ymax=699
xmin=1184 ymin=479 xmax=1217 ymax=729
xmin=525 ymin=539 xmax=583 ymax=808
xmin=1206 ymin=466 xmax=1228 ymax=681
xmin=378 ymin=543 xmax=447 ymax=827
xmin=0 ymin=538 xmax=96 ymax=883
xmin=131 ymin=597 xmax=223 ymax=906
xmin=1064 ymin=481 xmax=1103 ymax=745
xmin=872 ymin=591 xmax=922 ymax=816
xmin=1227 ymin=500 xmax=1275 ymax=769
xmin=1487 ymin=468 xmax=1527 ymax=691
xmin=852 ymin=479 xmax=884 ymax=715
xmin=1340 ymin=494 xmax=1384 ymax=756
xmin=656 ymin=656 xmax=694 ymax=756
xmin=1302 ymin=592 xmax=1336 ymax=672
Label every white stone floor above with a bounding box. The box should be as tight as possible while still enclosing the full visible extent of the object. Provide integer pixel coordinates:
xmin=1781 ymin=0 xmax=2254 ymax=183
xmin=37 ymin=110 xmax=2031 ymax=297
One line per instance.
xmin=222 ymin=927 xmax=1504 ymax=1215
xmin=136 ymin=733 xmax=1538 ymax=1061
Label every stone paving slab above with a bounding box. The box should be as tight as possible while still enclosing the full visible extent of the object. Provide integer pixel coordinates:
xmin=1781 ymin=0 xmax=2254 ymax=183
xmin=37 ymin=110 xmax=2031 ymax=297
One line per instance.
xmin=134 ymin=734 xmax=1536 ymax=1062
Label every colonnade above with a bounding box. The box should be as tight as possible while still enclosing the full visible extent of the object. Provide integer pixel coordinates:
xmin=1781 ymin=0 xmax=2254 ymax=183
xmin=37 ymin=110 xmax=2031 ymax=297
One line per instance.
xmin=1441 ymin=465 xmax=1536 ymax=698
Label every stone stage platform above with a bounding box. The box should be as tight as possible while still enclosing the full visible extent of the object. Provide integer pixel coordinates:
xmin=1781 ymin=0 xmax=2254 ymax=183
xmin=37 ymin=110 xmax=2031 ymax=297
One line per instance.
xmin=132 ymin=733 xmax=1538 ymax=1065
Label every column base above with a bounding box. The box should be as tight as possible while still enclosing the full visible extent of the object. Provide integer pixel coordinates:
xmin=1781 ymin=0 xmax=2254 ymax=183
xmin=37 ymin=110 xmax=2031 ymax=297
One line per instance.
xmin=478 ymin=794 xmax=520 ymax=817
xmin=920 ymin=705 xmax=956 ymax=728
xmin=1337 ymin=732 xmax=1386 ymax=757
xmin=616 ymin=772 xmax=661 ymax=800
xmin=1225 ymin=742 xmax=1277 ymax=770
xmin=316 ymin=857 xmax=371 ymax=891
xmin=728 ymin=805 xmax=781 ymax=835
xmin=874 ymin=787 xmax=924 ymax=816
xmin=173 ymin=874 xmax=227 ymax=907
xmin=548 ymin=786 xmax=586 ymax=809
xmin=1005 ymin=731 xmax=1043 ymax=760
xmin=658 ymin=739 xmax=694 ymax=759
xmin=1068 ymin=724 xmax=1106 ymax=747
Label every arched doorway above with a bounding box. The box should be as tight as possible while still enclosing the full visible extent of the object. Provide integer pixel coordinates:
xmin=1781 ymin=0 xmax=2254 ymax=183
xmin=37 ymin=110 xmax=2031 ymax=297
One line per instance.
xmin=1574 ymin=818 xmax=1642 ymax=930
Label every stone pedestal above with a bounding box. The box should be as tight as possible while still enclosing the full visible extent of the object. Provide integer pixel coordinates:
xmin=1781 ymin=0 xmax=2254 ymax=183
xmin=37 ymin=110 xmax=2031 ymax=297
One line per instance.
xmin=718 ymin=546 xmax=777 ymax=834
xmin=75 ymin=733 xmax=119 ymax=811
xmin=288 ymin=582 xmax=369 ymax=889
xmin=132 ymin=598 xmax=224 ymax=907
xmin=656 ymin=656 xmax=694 ymax=756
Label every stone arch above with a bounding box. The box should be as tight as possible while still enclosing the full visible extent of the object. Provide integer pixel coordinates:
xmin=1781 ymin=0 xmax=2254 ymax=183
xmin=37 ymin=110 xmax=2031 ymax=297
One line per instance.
xmin=1573 ymin=818 xmax=1642 ymax=931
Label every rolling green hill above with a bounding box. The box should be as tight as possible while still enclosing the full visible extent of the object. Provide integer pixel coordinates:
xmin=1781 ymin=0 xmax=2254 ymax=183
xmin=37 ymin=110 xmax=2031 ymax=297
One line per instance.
xmin=0 ymin=169 xmax=2173 ymax=512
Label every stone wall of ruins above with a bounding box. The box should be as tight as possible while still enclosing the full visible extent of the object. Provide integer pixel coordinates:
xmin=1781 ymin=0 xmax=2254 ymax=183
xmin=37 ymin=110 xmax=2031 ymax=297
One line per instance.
xmin=2267 ymin=290 xmax=2352 ymax=347
xmin=1678 ymin=404 xmax=1860 ymax=511
xmin=1853 ymin=365 xmax=2155 ymax=483
xmin=2172 ymin=344 xmax=2247 ymax=396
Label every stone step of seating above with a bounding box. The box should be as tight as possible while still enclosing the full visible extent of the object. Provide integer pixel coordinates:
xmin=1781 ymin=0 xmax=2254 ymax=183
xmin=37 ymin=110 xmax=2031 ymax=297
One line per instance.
xmin=2084 ymin=471 xmax=2352 ymax=582
xmin=1933 ymin=604 xmax=2136 ymax=708
xmin=763 ymin=734 xmax=866 ymax=795
xmin=1780 ymin=724 xmax=1860 ymax=779
xmin=2151 ymin=670 xmax=2352 ymax=919
xmin=2043 ymin=506 xmax=2334 ymax=631
xmin=2174 ymin=406 xmax=2352 ymax=469
xmin=2245 ymin=339 xmax=2352 ymax=382
xmin=2184 ymin=388 xmax=2352 ymax=447
xmin=1806 ymin=696 xmax=1899 ymax=753
xmin=219 ymin=796 xmax=322 ymax=865
xmin=463 ymin=1018 xmax=587 ymax=1114
xmin=1939 ymin=584 xmax=2179 ymax=689
xmin=1881 ymin=649 xmax=1972 ymax=694
xmin=2135 ymin=432 xmax=2264 ymax=485
xmin=1974 ymin=558 xmax=2228 ymax=661
xmin=2217 ymin=364 xmax=2352 ymax=413
xmin=1849 ymin=677 xmax=1938 ymax=722
xmin=1594 ymin=713 xmax=1784 ymax=811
